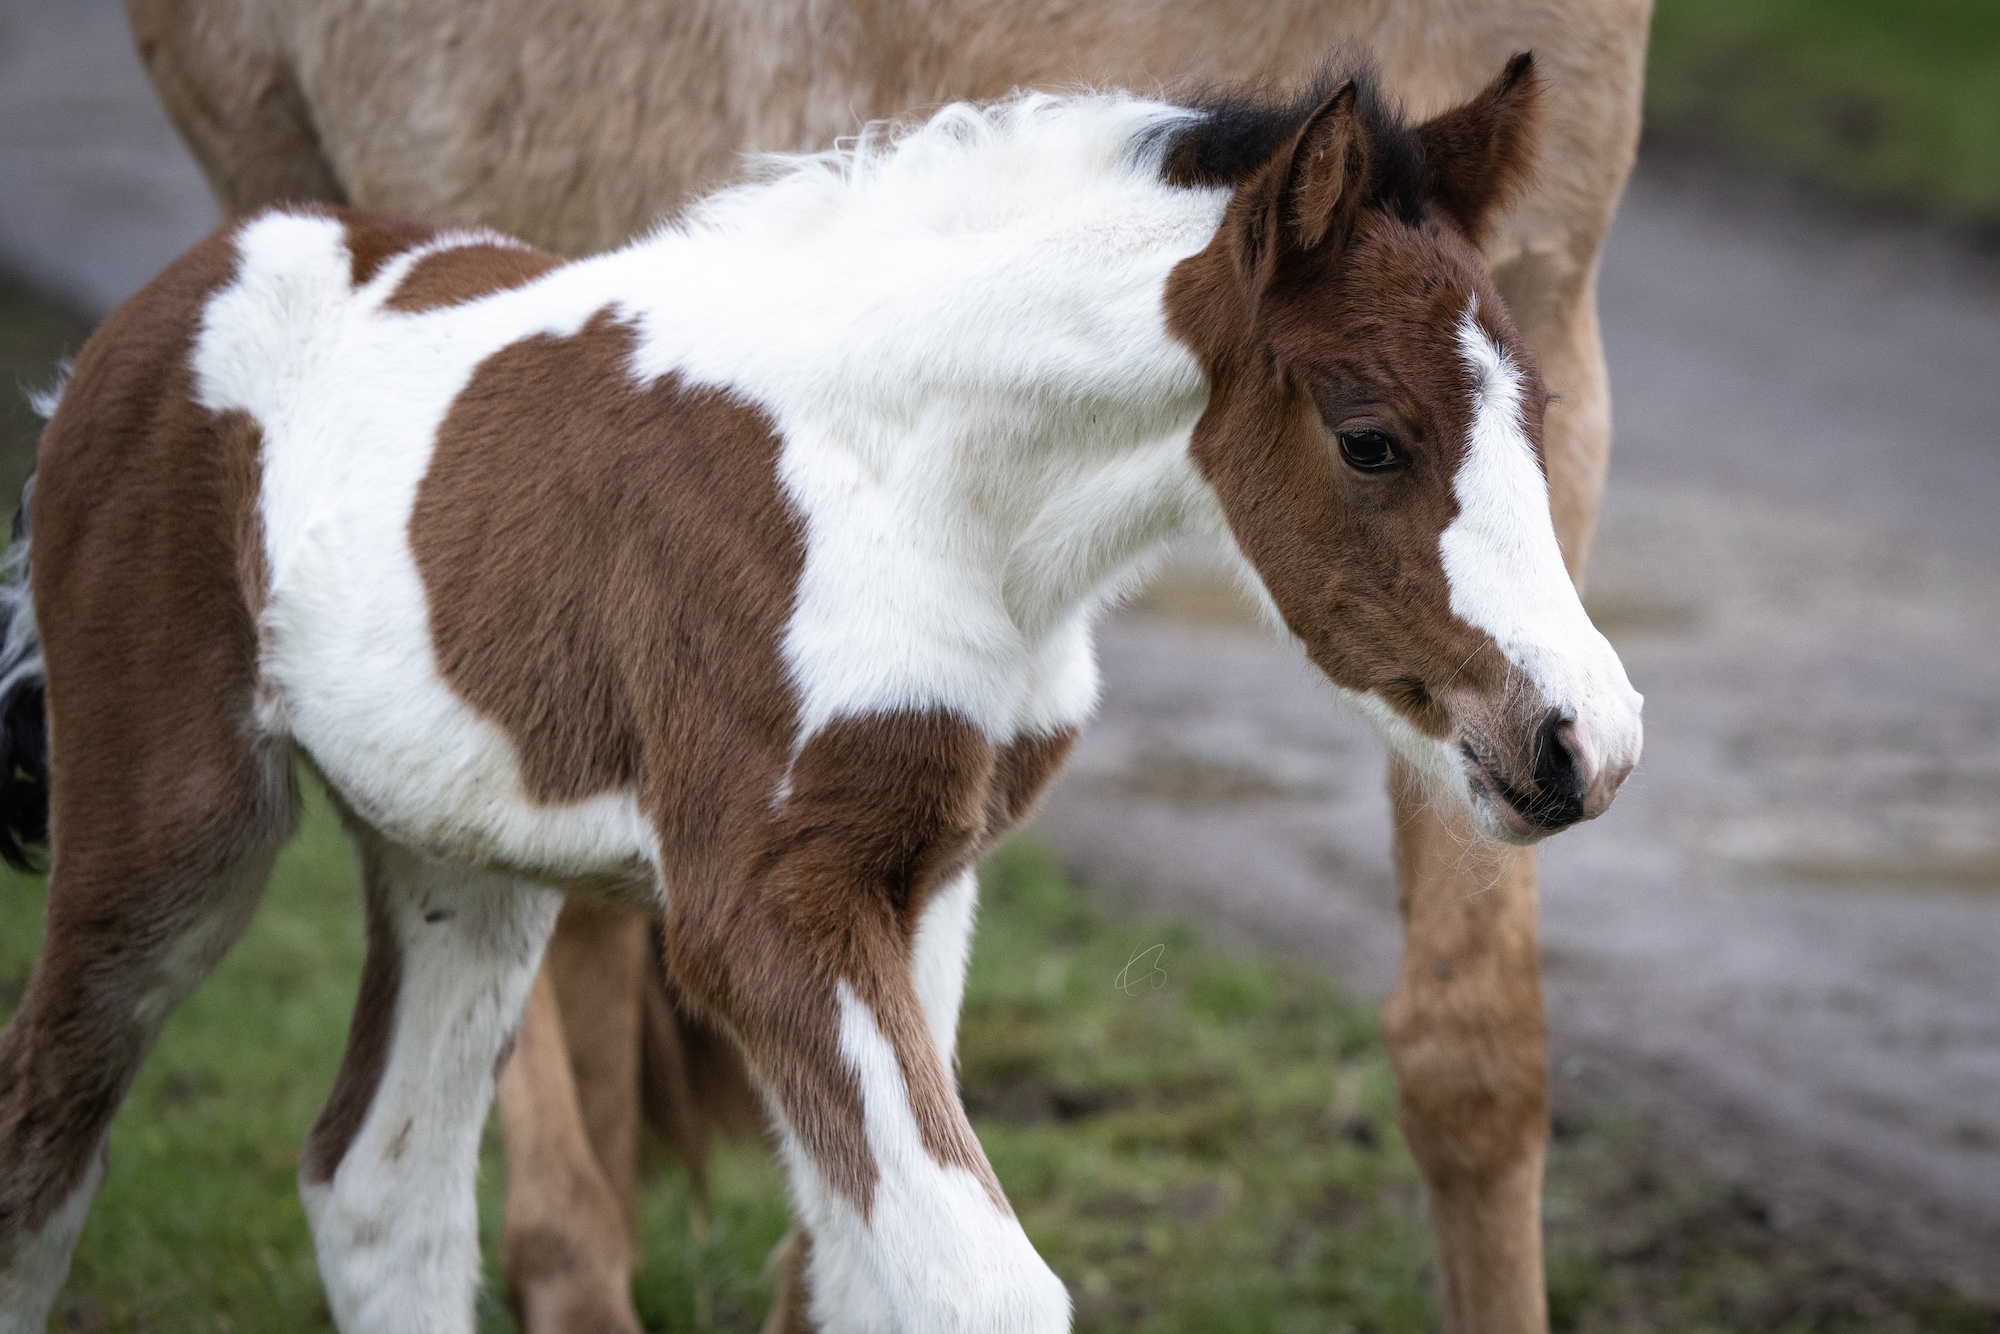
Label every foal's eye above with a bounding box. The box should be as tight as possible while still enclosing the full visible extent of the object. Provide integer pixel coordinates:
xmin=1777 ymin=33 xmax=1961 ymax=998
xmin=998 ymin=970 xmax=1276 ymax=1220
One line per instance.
xmin=1336 ymin=428 xmax=1407 ymax=474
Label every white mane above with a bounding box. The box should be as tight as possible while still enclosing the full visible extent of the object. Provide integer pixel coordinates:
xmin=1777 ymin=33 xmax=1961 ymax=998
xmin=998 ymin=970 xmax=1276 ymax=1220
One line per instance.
xmin=669 ymin=92 xmax=1204 ymax=243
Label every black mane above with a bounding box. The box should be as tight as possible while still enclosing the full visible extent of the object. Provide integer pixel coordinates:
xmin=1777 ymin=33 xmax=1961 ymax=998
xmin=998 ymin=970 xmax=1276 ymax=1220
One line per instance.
xmin=1154 ymin=66 xmax=1429 ymax=227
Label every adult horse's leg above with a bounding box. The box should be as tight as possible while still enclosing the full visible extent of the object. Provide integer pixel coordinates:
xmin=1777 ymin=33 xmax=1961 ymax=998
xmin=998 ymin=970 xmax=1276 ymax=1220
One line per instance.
xmin=497 ymin=950 xmax=645 ymax=1334
xmin=544 ymin=902 xmax=649 ymax=1232
xmin=1379 ymin=248 xmax=1616 ymax=1333
xmin=299 ymin=825 xmax=561 ymax=1334
xmin=1382 ymin=761 xmax=1549 ymax=1334
xmin=123 ymin=0 xmax=349 ymax=216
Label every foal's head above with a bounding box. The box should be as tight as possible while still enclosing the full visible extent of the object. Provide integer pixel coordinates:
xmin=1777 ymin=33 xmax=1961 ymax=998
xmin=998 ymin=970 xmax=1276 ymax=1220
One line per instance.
xmin=1163 ymin=56 xmax=1641 ymax=842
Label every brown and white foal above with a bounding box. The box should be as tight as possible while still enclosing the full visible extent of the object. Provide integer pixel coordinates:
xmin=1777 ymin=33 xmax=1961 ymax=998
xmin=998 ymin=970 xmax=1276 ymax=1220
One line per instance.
xmin=0 ymin=59 xmax=1638 ymax=1332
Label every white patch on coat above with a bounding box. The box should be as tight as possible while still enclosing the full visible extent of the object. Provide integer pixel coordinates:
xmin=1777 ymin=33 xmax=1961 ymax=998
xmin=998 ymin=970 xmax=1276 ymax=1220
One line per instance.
xmin=193 ymin=212 xmax=657 ymax=883
xmin=910 ymin=868 xmax=980 ymax=1067
xmin=773 ymin=984 xmax=1069 ymax=1334
xmin=300 ymin=843 xmax=561 ymax=1334
xmin=1438 ymin=307 xmax=1643 ymax=785
xmin=0 ymin=1147 xmax=104 ymax=1334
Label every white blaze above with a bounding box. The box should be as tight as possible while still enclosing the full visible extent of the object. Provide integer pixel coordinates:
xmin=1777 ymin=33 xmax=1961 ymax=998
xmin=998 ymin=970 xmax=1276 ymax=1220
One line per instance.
xmin=1438 ymin=306 xmax=1642 ymax=783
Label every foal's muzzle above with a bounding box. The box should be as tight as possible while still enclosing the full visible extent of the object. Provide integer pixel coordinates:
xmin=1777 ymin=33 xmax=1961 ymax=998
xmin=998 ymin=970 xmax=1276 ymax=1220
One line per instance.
xmin=1462 ymin=713 xmax=1586 ymax=836
xmin=1459 ymin=703 xmax=1638 ymax=844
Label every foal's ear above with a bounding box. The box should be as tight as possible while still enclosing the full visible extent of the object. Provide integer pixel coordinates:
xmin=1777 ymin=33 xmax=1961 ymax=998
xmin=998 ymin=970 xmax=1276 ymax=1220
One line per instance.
xmin=1230 ymin=80 xmax=1367 ymax=284
xmin=1279 ymin=81 xmax=1366 ymax=253
xmin=1417 ymin=52 xmax=1544 ymax=245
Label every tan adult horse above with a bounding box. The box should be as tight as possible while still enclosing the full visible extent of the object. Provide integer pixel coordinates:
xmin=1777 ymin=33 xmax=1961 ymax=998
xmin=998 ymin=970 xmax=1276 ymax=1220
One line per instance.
xmin=122 ymin=1 xmax=1651 ymax=1329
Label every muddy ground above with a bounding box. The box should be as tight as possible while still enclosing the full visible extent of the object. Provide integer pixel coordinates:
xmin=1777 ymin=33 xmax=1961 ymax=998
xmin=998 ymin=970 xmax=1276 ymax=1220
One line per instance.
xmin=3 ymin=0 xmax=1996 ymax=1304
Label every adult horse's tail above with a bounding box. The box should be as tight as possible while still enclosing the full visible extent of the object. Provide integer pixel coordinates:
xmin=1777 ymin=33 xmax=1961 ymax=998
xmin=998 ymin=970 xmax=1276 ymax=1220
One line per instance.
xmin=0 ymin=378 xmax=58 ymax=871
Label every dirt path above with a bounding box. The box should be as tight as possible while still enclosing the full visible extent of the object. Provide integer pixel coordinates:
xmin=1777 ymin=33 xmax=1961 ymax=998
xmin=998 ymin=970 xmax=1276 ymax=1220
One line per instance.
xmin=4 ymin=0 xmax=1996 ymax=1296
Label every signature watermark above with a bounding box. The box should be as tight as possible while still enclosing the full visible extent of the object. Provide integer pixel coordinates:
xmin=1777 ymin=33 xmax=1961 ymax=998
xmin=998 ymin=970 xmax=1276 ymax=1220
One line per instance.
xmin=1114 ymin=943 xmax=1167 ymax=996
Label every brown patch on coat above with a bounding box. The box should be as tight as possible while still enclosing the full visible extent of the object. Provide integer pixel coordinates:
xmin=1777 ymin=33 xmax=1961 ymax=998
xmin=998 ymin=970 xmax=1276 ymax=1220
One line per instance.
xmin=638 ymin=932 xmax=763 ymax=1207
xmin=412 ymin=310 xmax=1077 ymax=1214
xmin=332 ymin=210 xmax=563 ymax=309
xmin=301 ymin=829 xmax=404 ymax=1184
xmin=342 ymin=212 xmax=443 ymax=287
xmin=0 ymin=221 xmax=296 ymax=1240
xmin=411 ymin=308 xmax=801 ymax=809
xmin=384 ymin=242 xmax=563 ymax=313
xmin=739 ymin=710 xmax=1002 ymax=1209
xmin=988 ymin=729 xmax=1078 ymax=832
xmin=1162 ymin=66 xmax=1547 ymax=744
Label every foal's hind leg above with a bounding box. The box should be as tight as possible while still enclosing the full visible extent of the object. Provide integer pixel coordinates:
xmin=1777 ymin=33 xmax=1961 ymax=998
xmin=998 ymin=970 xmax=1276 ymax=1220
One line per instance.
xmin=0 ymin=757 xmax=294 ymax=1330
xmin=299 ymin=823 xmax=560 ymax=1334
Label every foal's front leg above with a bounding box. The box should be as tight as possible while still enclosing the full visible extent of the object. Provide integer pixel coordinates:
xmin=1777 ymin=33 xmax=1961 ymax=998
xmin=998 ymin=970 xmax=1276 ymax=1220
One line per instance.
xmin=790 ymin=865 xmax=997 ymax=1330
xmin=673 ymin=770 xmax=1068 ymax=1333
xmin=299 ymin=826 xmax=562 ymax=1334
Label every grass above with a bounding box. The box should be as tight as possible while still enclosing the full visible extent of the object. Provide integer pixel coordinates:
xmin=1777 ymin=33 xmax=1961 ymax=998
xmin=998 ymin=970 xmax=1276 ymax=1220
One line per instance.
xmin=6 ymin=794 xmax=1998 ymax=1332
xmin=1646 ymin=0 xmax=2000 ymax=226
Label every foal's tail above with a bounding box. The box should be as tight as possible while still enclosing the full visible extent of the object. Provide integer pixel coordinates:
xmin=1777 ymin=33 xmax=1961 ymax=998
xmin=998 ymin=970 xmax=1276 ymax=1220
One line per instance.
xmin=0 ymin=375 xmax=60 ymax=872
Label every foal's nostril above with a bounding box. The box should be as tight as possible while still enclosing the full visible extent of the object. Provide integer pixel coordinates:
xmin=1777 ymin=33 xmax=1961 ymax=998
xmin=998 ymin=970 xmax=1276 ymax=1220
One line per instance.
xmin=1519 ymin=713 xmax=1587 ymax=830
xmin=1533 ymin=714 xmax=1584 ymax=800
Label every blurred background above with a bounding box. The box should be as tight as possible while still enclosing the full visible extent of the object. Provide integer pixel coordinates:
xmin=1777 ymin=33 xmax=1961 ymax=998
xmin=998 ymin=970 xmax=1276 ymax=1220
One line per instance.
xmin=1 ymin=0 xmax=1997 ymax=1329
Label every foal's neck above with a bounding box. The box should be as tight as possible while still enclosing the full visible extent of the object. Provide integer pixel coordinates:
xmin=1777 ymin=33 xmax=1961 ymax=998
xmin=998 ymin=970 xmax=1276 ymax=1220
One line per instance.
xmin=625 ymin=103 xmax=1237 ymax=641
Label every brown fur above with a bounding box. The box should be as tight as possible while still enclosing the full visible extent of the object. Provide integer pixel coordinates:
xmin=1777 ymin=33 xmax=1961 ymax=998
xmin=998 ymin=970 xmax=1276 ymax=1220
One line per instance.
xmin=1384 ymin=756 xmax=1550 ymax=1333
xmin=498 ymin=969 xmax=647 ymax=1334
xmin=542 ymin=901 xmax=649 ymax=1241
xmin=0 ymin=223 xmax=296 ymax=1238
xmin=409 ymin=309 xmax=1077 ymax=1214
xmin=127 ymin=2 xmax=1652 ymax=1325
xmin=410 ymin=310 xmax=800 ymax=812
xmin=1166 ymin=73 xmax=1541 ymax=752
xmin=300 ymin=825 xmax=404 ymax=1184
xmin=386 ymin=243 xmax=565 ymax=313
xmin=343 ymin=214 xmax=443 ymax=287
xmin=638 ymin=928 xmax=764 ymax=1201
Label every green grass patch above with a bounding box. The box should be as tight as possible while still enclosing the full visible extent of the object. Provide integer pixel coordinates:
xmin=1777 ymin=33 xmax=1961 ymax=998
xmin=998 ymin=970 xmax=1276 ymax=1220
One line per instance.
xmin=1647 ymin=0 xmax=2000 ymax=224
xmin=6 ymin=797 xmax=1998 ymax=1330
